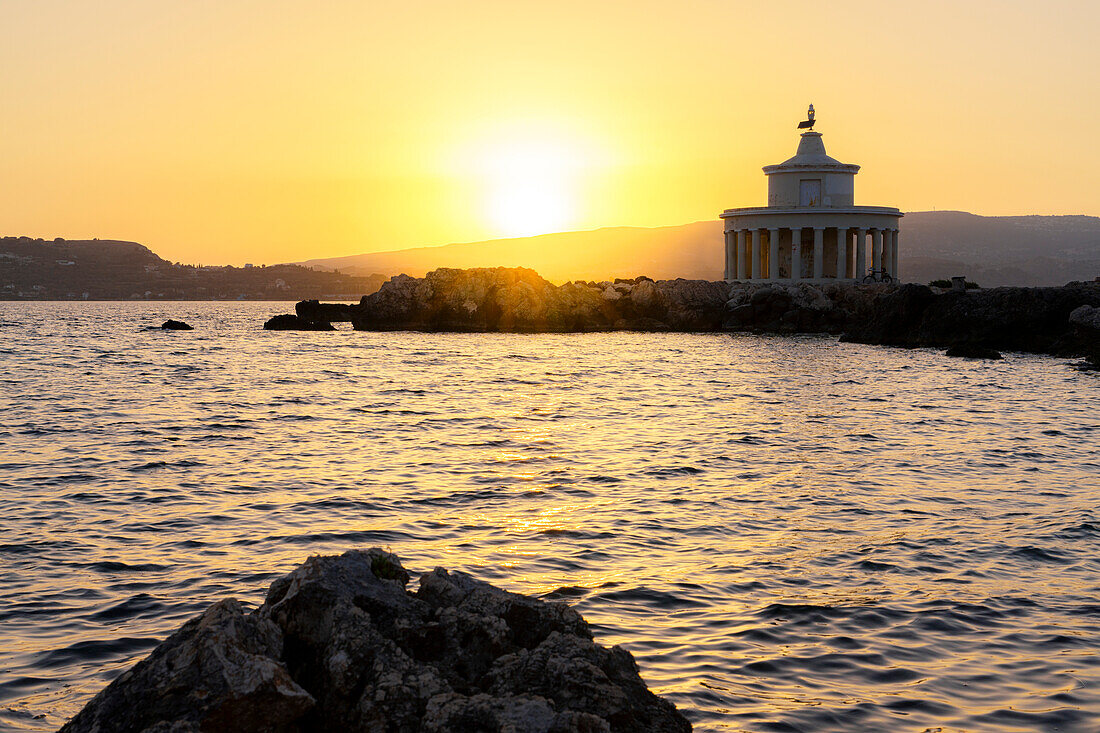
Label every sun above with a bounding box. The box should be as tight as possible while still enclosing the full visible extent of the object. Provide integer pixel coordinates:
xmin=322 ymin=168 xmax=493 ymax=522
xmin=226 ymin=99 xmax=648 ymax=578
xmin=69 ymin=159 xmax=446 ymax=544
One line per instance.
xmin=481 ymin=139 xmax=581 ymax=238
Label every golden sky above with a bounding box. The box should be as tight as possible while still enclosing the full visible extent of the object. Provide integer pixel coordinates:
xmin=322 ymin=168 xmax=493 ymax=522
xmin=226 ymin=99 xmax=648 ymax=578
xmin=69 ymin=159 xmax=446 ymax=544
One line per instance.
xmin=2 ymin=0 xmax=1098 ymax=265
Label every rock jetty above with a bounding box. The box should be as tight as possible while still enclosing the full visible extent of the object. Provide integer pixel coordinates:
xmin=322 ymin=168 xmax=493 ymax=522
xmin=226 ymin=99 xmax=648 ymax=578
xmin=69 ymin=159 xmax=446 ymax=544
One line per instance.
xmin=61 ymin=549 xmax=691 ymax=733
xmin=264 ymin=267 xmax=1100 ymax=361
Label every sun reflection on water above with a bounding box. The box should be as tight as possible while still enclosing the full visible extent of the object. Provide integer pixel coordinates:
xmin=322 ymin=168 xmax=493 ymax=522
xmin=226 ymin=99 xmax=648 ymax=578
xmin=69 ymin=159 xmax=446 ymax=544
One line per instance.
xmin=0 ymin=303 xmax=1098 ymax=732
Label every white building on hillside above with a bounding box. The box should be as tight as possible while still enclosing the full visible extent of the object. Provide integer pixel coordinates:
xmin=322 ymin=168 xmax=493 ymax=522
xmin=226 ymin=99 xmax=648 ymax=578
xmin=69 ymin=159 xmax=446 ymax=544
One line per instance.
xmin=720 ymin=106 xmax=903 ymax=283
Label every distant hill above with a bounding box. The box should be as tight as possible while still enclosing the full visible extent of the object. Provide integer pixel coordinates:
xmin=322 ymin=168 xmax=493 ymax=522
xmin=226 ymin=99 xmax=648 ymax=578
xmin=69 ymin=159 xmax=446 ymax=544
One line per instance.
xmin=301 ymin=222 xmax=722 ymax=283
xmin=300 ymin=212 xmax=1100 ymax=287
xmin=0 ymin=237 xmax=387 ymax=300
xmin=899 ymin=211 xmax=1100 ymax=287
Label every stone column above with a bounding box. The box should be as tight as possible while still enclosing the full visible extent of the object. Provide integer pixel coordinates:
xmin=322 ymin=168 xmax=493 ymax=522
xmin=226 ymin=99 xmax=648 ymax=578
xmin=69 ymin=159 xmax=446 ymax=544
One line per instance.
xmin=892 ymin=230 xmax=900 ymax=282
xmin=884 ymin=230 xmax=894 ymax=278
xmin=751 ymin=229 xmax=761 ymax=280
xmin=835 ymin=227 xmax=847 ymax=279
xmin=790 ymin=227 xmax=801 ymax=280
xmin=768 ymin=228 xmax=780 ymax=280
xmin=871 ymin=229 xmax=882 ymax=276
xmin=723 ymin=230 xmax=730 ymax=281
xmin=723 ymin=230 xmax=734 ymax=280
xmin=737 ymin=230 xmax=749 ymax=280
xmin=855 ymin=228 xmax=867 ymax=279
xmin=734 ymin=228 xmax=743 ymax=279
xmin=813 ymin=227 xmax=824 ymax=279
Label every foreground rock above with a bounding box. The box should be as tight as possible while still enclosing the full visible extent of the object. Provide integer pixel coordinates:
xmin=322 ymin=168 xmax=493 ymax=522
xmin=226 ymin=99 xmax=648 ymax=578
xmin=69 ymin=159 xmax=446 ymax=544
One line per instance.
xmin=263 ymin=314 xmax=336 ymax=331
xmin=62 ymin=549 xmax=691 ymax=733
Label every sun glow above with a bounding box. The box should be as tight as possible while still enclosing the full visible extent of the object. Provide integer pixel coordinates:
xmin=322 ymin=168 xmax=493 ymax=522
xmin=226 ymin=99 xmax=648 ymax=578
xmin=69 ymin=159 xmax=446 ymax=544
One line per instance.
xmin=471 ymin=133 xmax=597 ymax=239
xmin=451 ymin=124 xmax=611 ymax=238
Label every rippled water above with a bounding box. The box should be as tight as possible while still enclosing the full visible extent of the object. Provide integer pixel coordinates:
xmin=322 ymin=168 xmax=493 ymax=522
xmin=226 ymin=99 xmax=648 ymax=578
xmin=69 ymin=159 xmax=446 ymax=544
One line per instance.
xmin=2 ymin=301 xmax=1099 ymax=732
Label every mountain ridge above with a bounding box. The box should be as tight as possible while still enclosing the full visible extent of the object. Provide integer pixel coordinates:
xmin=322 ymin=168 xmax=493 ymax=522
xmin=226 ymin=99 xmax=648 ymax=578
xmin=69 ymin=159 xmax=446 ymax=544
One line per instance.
xmin=297 ymin=211 xmax=1100 ymax=287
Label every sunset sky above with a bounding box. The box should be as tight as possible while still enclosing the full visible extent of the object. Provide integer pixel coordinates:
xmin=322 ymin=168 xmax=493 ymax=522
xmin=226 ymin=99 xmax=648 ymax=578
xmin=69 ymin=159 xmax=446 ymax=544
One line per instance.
xmin=2 ymin=0 xmax=1098 ymax=265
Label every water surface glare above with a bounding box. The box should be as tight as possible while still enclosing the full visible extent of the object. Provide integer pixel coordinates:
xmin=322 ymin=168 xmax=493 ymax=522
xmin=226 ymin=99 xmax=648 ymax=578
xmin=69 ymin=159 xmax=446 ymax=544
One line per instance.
xmin=1 ymin=301 xmax=1099 ymax=732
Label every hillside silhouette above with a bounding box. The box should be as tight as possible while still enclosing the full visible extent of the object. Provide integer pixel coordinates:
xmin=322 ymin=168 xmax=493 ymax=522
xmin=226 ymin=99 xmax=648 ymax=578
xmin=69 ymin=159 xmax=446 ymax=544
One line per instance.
xmin=1 ymin=237 xmax=385 ymax=300
xmin=301 ymin=212 xmax=1100 ymax=287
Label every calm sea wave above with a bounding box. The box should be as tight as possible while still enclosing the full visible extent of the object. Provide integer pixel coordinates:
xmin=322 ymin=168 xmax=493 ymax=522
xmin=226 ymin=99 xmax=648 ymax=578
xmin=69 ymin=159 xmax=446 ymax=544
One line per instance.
xmin=1 ymin=301 xmax=1099 ymax=732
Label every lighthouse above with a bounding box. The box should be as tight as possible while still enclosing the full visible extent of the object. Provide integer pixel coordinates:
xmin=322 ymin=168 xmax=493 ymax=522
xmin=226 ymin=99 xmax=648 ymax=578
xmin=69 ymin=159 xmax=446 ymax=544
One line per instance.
xmin=720 ymin=106 xmax=903 ymax=283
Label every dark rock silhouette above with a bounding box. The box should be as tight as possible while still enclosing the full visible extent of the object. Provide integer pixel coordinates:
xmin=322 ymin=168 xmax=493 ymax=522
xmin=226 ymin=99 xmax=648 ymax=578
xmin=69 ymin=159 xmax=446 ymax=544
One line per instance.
xmin=841 ymin=282 xmax=1100 ymax=355
xmin=1069 ymin=305 xmax=1100 ymax=366
xmin=295 ymin=299 xmax=357 ymax=322
xmin=61 ymin=549 xmax=691 ymax=733
xmin=263 ymin=314 xmax=336 ymax=331
xmin=160 ymin=319 xmax=193 ymax=330
xmin=945 ymin=344 xmax=1003 ymax=360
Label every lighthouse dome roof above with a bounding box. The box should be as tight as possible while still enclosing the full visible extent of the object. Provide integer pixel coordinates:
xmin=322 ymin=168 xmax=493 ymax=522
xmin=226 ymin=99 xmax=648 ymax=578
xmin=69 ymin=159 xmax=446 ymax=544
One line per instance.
xmin=764 ymin=131 xmax=859 ymax=174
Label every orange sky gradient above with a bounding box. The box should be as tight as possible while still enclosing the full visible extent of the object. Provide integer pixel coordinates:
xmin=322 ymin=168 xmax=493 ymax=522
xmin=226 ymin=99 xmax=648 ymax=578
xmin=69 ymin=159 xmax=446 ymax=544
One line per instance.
xmin=2 ymin=0 xmax=1098 ymax=265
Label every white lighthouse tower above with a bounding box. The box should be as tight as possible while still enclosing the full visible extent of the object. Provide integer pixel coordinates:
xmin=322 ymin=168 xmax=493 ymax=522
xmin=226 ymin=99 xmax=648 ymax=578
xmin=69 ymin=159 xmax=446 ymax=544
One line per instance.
xmin=720 ymin=106 xmax=903 ymax=283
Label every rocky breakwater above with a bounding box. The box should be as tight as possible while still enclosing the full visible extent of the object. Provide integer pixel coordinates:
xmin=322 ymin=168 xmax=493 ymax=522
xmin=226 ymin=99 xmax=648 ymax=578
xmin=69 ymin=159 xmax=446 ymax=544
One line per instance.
xmin=264 ymin=267 xmax=1100 ymax=362
xmin=841 ymin=281 xmax=1100 ymax=358
xmin=266 ymin=267 xmax=730 ymax=332
xmin=351 ymin=267 xmax=730 ymax=332
xmin=61 ymin=548 xmax=691 ymax=733
xmin=721 ymin=281 xmax=890 ymax=333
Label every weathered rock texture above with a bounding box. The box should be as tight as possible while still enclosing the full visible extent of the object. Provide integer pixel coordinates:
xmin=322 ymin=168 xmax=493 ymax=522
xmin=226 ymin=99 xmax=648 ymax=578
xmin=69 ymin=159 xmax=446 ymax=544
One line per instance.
xmin=348 ymin=268 xmax=728 ymax=332
xmin=61 ymin=549 xmax=691 ymax=733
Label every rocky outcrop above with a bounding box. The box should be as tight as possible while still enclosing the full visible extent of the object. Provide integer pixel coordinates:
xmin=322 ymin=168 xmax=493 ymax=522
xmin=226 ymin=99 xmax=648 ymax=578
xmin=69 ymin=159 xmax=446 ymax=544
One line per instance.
xmin=296 ymin=299 xmax=357 ymax=323
xmin=841 ymin=282 xmax=1100 ymax=355
xmin=1069 ymin=304 xmax=1100 ymax=366
xmin=263 ymin=314 xmax=336 ymax=331
xmin=721 ymin=281 xmax=890 ymax=333
xmin=62 ymin=549 xmax=691 ymax=733
xmin=344 ymin=268 xmax=727 ymax=333
xmin=160 ymin=319 xmax=193 ymax=330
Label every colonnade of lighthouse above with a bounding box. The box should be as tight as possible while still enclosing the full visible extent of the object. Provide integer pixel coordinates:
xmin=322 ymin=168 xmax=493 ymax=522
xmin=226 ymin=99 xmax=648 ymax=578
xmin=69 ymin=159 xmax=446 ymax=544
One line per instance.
xmin=722 ymin=226 xmax=900 ymax=281
xmin=720 ymin=108 xmax=903 ymax=283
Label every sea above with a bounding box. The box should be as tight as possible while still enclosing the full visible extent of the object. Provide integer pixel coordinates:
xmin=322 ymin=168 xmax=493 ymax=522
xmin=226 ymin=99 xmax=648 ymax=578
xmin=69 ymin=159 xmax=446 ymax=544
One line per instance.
xmin=1 ymin=301 xmax=1099 ymax=732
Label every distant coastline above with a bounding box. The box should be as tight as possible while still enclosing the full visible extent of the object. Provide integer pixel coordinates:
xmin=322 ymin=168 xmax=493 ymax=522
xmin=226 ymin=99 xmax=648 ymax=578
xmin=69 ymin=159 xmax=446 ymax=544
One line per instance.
xmin=0 ymin=237 xmax=386 ymax=302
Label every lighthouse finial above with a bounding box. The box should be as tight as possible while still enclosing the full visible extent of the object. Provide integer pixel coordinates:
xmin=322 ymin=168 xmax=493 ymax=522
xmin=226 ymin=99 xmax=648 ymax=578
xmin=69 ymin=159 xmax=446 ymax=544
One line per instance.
xmin=797 ymin=104 xmax=816 ymax=130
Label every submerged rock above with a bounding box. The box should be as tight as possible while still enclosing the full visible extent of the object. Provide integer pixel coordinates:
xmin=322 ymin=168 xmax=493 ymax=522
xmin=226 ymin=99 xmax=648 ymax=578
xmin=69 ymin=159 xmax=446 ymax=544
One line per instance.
xmin=263 ymin=314 xmax=336 ymax=331
xmin=62 ymin=549 xmax=691 ymax=733
xmin=159 ymin=319 xmax=193 ymax=330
